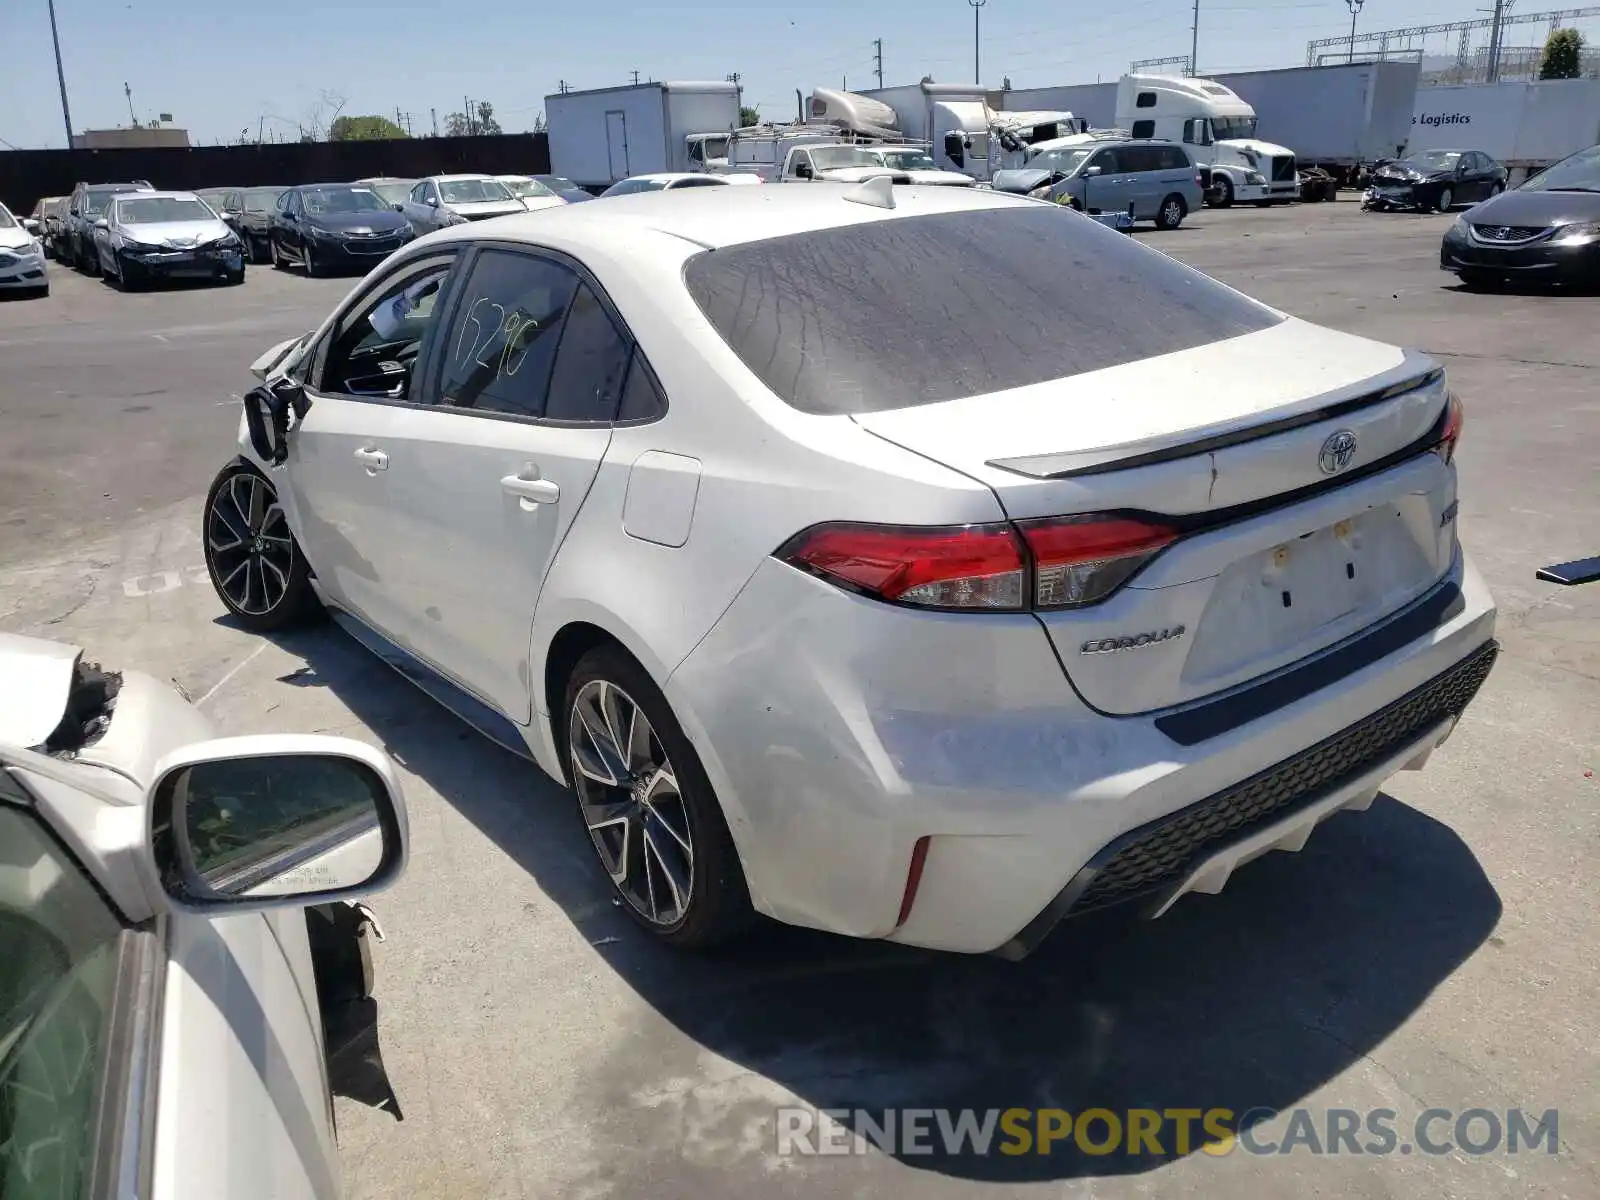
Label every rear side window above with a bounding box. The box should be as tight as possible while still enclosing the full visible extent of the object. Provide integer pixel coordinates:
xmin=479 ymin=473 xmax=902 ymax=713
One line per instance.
xmin=683 ymin=206 xmax=1282 ymax=415
xmin=1136 ymin=92 xmax=1158 ymax=108
xmin=543 ymin=284 xmax=631 ymax=422
xmin=1131 ymin=120 xmax=1156 ymax=140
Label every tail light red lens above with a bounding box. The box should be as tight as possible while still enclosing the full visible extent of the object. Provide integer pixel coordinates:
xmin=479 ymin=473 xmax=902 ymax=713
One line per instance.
xmin=778 ymin=514 xmax=1179 ymax=611
xmin=1433 ymin=392 xmax=1464 ymax=464
xmin=778 ymin=522 xmax=1027 ymax=610
xmin=1017 ymin=515 xmax=1181 ymax=608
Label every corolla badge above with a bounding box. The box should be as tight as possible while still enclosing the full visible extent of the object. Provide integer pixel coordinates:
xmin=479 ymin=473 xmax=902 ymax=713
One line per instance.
xmin=1081 ymin=627 xmax=1186 ymax=655
xmin=1318 ymin=429 xmax=1359 ymax=476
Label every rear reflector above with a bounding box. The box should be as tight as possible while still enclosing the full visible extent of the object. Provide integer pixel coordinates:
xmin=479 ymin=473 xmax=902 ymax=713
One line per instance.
xmin=777 ymin=522 xmax=1027 ymax=610
xmin=1017 ymin=515 xmax=1180 ymax=608
xmin=895 ymin=836 xmax=932 ymax=929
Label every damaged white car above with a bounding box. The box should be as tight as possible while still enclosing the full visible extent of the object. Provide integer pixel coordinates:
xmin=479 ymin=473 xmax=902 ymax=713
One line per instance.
xmin=0 ymin=633 xmax=409 ymax=1199
xmin=201 ymin=184 xmax=1496 ymax=960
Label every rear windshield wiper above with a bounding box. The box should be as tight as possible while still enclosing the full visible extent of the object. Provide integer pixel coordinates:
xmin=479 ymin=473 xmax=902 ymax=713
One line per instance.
xmin=1542 ymin=186 xmax=1600 ymax=193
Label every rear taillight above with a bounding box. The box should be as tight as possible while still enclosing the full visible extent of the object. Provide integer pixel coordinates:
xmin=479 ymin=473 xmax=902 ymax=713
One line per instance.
xmin=777 ymin=514 xmax=1178 ymax=612
xmin=1433 ymin=393 xmax=1464 ymax=463
xmin=778 ymin=522 xmax=1026 ymax=610
xmin=1017 ymin=515 xmax=1180 ymax=608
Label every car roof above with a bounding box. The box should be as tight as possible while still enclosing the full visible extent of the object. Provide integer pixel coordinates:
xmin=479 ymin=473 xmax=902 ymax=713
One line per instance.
xmin=432 ymin=173 xmax=496 ymax=182
xmin=428 ymin=180 xmax=1029 ymax=253
xmin=111 ymin=190 xmax=205 ymax=202
xmin=628 ymin=173 xmax=727 ymax=183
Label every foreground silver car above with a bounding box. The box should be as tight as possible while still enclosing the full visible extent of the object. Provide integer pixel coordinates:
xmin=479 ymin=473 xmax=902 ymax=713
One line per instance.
xmin=1 ymin=633 xmax=408 ymax=1198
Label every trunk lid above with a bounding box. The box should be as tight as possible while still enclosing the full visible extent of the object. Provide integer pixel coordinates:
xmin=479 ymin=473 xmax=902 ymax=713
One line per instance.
xmin=852 ymin=319 xmax=1458 ymax=715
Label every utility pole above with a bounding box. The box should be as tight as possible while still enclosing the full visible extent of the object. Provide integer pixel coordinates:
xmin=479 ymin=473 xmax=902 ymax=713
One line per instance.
xmin=124 ymin=81 xmax=137 ymax=127
xmin=431 ymin=107 xmax=438 ymax=137
xmin=968 ymin=0 xmax=987 ymax=85
xmin=1345 ymin=0 xmax=1365 ymax=64
xmin=1191 ymin=0 xmax=1200 ymax=76
xmin=874 ymin=38 xmax=884 ymax=87
xmin=464 ymin=95 xmax=473 ymax=136
xmin=1485 ymin=0 xmax=1507 ymax=82
xmin=631 ymin=69 xmax=641 ymax=85
xmin=47 ymin=0 xmax=74 ymax=147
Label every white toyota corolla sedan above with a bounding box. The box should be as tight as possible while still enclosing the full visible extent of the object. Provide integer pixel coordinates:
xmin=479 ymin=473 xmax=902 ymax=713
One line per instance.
xmin=203 ymin=181 xmax=1497 ymax=957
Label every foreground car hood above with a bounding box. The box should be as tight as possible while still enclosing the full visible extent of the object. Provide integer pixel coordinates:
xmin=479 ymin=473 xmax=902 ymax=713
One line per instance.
xmin=816 ymin=167 xmax=905 ymax=183
xmin=902 ymin=169 xmax=975 ymax=186
xmin=120 ymin=218 xmax=232 ymax=247
xmin=0 ymin=226 xmax=35 ymax=251
xmin=1464 ymin=188 xmax=1600 ymax=227
xmin=518 ymin=195 xmax=567 ymax=212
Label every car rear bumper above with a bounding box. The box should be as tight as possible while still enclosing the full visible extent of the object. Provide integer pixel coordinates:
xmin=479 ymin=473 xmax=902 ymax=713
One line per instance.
xmin=668 ymin=549 xmax=1496 ymax=955
xmin=1441 ymin=230 xmax=1600 ymax=279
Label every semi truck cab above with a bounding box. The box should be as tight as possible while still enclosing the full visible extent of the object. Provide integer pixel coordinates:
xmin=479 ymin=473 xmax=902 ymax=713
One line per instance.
xmin=1113 ymin=73 xmax=1299 ymax=206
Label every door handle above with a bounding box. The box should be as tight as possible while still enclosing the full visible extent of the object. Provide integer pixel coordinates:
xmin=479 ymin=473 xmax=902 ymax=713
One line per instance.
xmin=354 ymin=447 xmax=388 ymax=471
xmin=501 ymin=472 xmax=560 ymax=505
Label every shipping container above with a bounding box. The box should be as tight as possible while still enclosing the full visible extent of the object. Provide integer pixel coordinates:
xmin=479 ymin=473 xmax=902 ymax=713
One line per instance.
xmin=544 ymin=82 xmax=741 ymax=189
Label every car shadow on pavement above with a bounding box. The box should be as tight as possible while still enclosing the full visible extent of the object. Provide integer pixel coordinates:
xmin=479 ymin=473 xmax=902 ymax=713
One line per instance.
xmin=265 ymin=622 xmax=1501 ymax=1183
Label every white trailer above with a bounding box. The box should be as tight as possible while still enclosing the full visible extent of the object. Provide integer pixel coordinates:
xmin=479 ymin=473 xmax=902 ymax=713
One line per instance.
xmin=1001 ymin=83 xmax=1117 ymax=129
xmin=544 ymin=81 xmax=742 ymax=190
xmin=1219 ymin=61 xmax=1419 ymax=180
xmin=1408 ymin=79 xmax=1600 ymax=182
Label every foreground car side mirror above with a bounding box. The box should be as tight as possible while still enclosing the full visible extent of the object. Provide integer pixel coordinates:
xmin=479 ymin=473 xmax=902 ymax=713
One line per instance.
xmin=95 ymin=217 xmax=109 ymax=230
xmin=1083 ymin=166 xmax=1103 ymax=177
xmin=393 ymin=203 xmax=404 ymax=212
xmin=146 ymin=735 xmax=408 ymax=914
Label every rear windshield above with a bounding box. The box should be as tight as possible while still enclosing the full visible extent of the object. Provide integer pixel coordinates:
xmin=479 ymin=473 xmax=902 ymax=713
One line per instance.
xmin=683 ymin=205 xmax=1282 ymax=415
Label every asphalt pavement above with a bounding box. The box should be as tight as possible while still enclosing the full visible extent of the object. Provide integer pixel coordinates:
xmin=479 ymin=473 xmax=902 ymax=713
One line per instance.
xmin=1 ymin=199 xmax=1595 ymax=1199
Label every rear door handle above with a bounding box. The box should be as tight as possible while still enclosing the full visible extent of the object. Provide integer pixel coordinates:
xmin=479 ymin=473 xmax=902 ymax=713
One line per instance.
xmin=501 ymin=473 xmax=560 ymax=505
xmin=354 ymin=447 xmax=388 ymax=471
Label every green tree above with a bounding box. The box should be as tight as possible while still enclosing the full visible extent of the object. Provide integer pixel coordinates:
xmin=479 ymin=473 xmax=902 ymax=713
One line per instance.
xmin=328 ymin=114 xmax=408 ymax=141
xmin=1538 ymin=28 xmax=1584 ymax=80
xmin=444 ymin=101 xmax=503 ymax=137
xmin=739 ymin=105 xmax=761 ymax=127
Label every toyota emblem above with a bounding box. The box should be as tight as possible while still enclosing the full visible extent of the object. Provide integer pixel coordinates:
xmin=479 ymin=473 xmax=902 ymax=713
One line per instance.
xmin=1318 ymin=430 xmax=1359 ymax=476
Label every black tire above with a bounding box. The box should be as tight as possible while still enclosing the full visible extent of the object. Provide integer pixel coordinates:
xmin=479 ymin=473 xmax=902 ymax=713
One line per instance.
xmin=113 ymin=254 xmax=141 ymax=292
xmin=81 ymin=238 xmax=101 ymax=276
xmin=302 ymin=239 xmax=320 ymax=277
xmin=202 ymin=460 xmax=321 ymax=632
xmin=1155 ymin=193 xmax=1187 ymax=230
xmin=1209 ymin=175 xmax=1234 ymax=208
xmin=224 ymin=266 xmax=246 ymax=286
xmin=251 ymin=235 xmax=269 ymax=265
xmin=562 ymin=644 xmax=754 ymax=950
xmin=1488 ymin=183 xmax=1504 ymax=200
xmin=1435 ymin=187 xmax=1454 ymax=213
xmin=270 ymin=237 xmax=285 ymax=270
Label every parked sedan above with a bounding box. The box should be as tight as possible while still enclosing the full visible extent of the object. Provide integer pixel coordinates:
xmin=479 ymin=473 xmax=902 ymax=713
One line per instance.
xmin=1440 ymin=143 xmax=1600 ymax=288
xmin=218 ymin=185 xmax=286 ymax=262
xmin=0 ymin=200 xmax=49 ymax=296
xmin=204 ymin=186 xmax=1495 ymax=959
xmin=531 ymin=174 xmax=593 ymax=203
xmin=494 ymin=174 xmax=568 ymax=212
xmin=599 ymin=172 xmax=733 ymax=197
xmin=396 ymin=174 xmax=526 ymax=235
xmin=271 ymin=182 xmax=414 ymax=277
xmin=94 ymin=190 xmax=246 ymax=289
xmin=1364 ymin=149 xmax=1507 ymax=213
xmin=0 ymin=633 xmax=409 ymax=1200
xmin=33 ymin=195 xmax=70 ymax=258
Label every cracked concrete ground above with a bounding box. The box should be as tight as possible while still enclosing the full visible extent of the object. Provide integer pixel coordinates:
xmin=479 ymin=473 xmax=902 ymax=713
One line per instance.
xmin=1 ymin=199 xmax=1595 ymax=1198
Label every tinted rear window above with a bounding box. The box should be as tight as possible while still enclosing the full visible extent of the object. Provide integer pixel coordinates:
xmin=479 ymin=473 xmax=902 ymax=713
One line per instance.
xmin=682 ymin=206 xmax=1281 ymax=415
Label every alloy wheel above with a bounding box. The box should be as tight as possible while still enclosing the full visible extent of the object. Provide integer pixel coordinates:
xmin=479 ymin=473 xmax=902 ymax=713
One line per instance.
xmin=568 ymin=679 xmax=695 ymax=927
xmin=1162 ymin=199 xmax=1183 ymax=227
xmin=1438 ymin=188 xmax=1453 ymax=212
xmin=205 ymin=472 xmax=295 ymax=615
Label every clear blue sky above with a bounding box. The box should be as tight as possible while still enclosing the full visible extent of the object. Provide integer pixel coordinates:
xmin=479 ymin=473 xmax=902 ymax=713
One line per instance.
xmin=1 ymin=0 xmax=1576 ymax=148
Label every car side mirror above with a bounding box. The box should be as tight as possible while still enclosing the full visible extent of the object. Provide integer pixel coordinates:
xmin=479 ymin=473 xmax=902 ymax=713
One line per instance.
xmin=146 ymin=735 xmax=408 ymax=915
xmin=425 ymin=196 xmax=438 ymax=207
xmin=22 ymin=217 xmax=39 ymax=233
xmin=393 ymin=203 xmax=404 ymax=212
xmin=93 ymin=217 xmax=109 ymax=229
xmin=1083 ymin=166 xmax=1103 ymax=177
